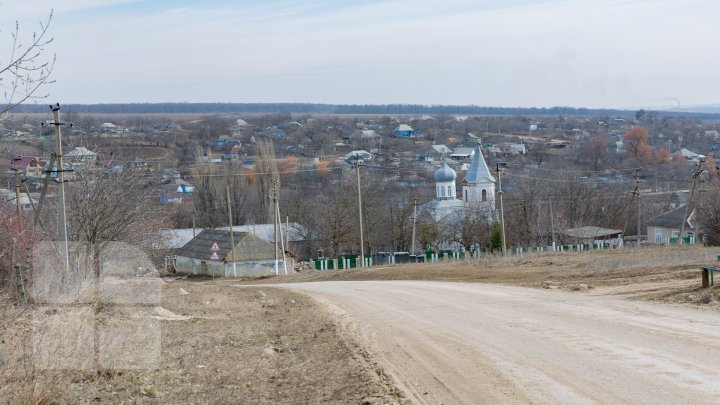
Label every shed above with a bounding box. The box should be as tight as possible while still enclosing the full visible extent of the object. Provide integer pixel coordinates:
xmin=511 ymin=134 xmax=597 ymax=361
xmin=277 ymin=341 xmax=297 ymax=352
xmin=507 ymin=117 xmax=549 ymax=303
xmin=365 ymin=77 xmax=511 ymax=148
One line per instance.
xmin=174 ymin=229 xmax=280 ymax=278
xmin=559 ymin=226 xmax=623 ymax=245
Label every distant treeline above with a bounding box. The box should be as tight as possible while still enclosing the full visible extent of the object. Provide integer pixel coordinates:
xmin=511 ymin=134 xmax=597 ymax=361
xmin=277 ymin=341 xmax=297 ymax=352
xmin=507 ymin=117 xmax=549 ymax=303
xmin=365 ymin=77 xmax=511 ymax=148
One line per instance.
xmin=8 ymin=102 xmax=720 ymax=119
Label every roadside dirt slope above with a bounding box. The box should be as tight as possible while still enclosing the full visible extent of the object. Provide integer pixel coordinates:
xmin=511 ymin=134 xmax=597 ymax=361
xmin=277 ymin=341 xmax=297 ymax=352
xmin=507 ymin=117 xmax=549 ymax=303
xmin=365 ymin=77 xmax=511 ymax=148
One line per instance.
xmin=0 ymin=282 xmax=404 ymax=404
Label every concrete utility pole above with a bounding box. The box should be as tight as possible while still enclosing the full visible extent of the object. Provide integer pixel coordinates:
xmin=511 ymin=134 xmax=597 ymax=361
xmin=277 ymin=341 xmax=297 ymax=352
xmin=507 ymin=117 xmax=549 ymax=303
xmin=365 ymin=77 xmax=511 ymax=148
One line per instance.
xmin=21 ymin=179 xmax=39 ymax=223
xmin=13 ymin=168 xmax=20 ymax=216
xmin=548 ymin=194 xmax=556 ymax=247
xmin=273 ymin=179 xmax=279 ymax=275
xmin=411 ymin=199 xmax=417 ymax=256
xmin=355 ymin=157 xmax=365 ymax=267
xmin=277 ymin=202 xmax=287 ymax=275
xmin=49 ymin=104 xmax=69 ymax=270
xmin=34 ymin=153 xmax=55 ymax=226
xmin=495 ymin=163 xmax=507 ymax=256
xmin=636 ymin=168 xmax=642 ymax=247
xmin=226 ymin=183 xmax=235 ymax=262
xmin=680 ymin=159 xmax=705 ymax=240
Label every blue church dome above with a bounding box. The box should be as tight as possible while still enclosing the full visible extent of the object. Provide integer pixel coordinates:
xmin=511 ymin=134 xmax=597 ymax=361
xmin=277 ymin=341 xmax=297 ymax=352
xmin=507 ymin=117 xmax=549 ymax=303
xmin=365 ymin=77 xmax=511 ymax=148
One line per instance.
xmin=434 ymin=162 xmax=457 ymax=182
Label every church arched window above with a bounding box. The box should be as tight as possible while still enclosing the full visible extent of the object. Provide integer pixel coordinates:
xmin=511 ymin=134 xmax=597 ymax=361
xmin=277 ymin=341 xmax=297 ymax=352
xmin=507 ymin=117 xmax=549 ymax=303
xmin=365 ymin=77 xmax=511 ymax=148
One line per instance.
xmin=447 ymin=186 xmax=452 ymax=197
xmin=481 ymin=189 xmax=487 ymax=202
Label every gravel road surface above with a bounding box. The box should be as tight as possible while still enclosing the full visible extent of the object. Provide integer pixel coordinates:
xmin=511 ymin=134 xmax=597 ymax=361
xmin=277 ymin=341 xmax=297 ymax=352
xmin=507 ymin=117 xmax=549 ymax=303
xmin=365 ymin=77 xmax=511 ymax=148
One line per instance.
xmin=281 ymin=281 xmax=720 ymax=404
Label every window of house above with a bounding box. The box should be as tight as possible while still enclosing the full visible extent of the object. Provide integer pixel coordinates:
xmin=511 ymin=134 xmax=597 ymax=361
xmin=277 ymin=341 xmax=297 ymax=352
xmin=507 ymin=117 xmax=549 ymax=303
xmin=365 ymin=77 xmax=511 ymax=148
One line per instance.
xmin=447 ymin=186 xmax=452 ymax=197
xmin=481 ymin=189 xmax=487 ymax=202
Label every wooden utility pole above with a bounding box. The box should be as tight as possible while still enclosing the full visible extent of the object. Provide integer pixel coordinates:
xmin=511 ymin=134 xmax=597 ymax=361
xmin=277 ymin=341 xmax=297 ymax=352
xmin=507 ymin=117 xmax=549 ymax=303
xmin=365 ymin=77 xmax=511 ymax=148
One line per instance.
xmin=192 ymin=210 xmax=196 ymax=237
xmin=680 ymin=160 xmax=705 ymax=240
xmin=355 ymin=158 xmax=365 ymax=266
xmin=34 ymin=153 xmax=55 ymax=226
xmin=411 ymin=199 xmax=418 ymax=256
xmin=623 ymin=181 xmax=639 ymax=241
xmin=495 ymin=163 xmax=507 ymax=256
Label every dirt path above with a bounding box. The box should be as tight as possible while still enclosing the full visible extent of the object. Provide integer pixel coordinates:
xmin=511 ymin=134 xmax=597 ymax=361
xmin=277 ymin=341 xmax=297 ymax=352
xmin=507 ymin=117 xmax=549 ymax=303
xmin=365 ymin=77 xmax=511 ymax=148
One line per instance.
xmin=276 ymin=281 xmax=720 ymax=404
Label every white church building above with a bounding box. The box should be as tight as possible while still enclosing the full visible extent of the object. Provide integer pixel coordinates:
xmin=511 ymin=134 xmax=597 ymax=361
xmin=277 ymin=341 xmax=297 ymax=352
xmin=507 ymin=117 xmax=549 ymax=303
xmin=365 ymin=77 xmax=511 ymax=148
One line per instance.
xmin=421 ymin=143 xmax=496 ymax=223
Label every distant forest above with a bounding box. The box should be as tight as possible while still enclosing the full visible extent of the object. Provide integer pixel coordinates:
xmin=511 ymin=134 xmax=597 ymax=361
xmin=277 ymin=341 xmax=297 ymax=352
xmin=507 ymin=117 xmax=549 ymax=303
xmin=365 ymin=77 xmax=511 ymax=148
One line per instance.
xmin=9 ymin=102 xmax=720 ymax=119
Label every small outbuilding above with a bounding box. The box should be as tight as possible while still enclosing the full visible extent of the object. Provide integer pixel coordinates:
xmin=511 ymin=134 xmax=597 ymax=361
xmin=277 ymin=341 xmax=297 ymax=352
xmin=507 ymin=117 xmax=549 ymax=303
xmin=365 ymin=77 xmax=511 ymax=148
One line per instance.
xmin=174 ymin=229 xmax=280 ymax=278
xmin=559 ymin=226 xmax=623 ymax=246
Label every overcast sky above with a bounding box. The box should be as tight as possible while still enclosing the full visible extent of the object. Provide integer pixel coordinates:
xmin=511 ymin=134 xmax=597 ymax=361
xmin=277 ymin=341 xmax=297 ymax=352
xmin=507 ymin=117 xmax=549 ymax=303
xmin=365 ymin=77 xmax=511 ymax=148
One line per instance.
xmin=1 ymin=0 xmax=718 ymax=108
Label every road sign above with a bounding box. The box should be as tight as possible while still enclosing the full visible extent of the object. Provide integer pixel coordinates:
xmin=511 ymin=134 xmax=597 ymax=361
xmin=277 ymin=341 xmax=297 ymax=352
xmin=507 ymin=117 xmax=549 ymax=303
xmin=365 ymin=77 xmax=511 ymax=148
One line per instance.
xmin=210 ymin=251 xmax=220 ymax=260
xmin=211 ymin=242 xmax=220 ymax=251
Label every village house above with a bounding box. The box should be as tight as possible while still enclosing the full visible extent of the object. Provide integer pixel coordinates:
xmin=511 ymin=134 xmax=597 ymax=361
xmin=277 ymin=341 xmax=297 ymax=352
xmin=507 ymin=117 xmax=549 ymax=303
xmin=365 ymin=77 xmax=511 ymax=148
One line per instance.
xmin=393 ymin=124 xmax=415 ymax=138
xmin=11 ymin=156 xmax=44 ymax=178
xmin=646 ymin=205 xmax=700 ymax=244
xmin=100 ymin=122 xmax=116 ymax=131
xmin=347 ymin=129 xmax=381 ymax=148
xmin=342 ymin=150 xmax=373 ymax=164
xmin=174 ymin=229 xmax=280 ymax=278
xmin=0 ymin=188 xmax=38 ymax=211
xmin=265 ymin=126 xmax=287 ymax=137
xmin=679 ymin=148 xmax=705 ymax=163
xmin=159 ymin=222 xmax=314 ymax=259
xmin=174 ymin=178 xmax=195 ymax=194
xmin=450 ymin=147 xmax=474 ymax=160
xmin=64 ymin=146 xmax=98 ymax=166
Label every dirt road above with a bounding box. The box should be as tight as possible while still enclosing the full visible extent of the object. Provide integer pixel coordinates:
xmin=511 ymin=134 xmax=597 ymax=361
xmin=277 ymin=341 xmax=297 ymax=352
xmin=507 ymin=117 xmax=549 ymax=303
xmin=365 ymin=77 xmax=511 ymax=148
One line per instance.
xmin=279 ymin=281 xmax=720 ymax=404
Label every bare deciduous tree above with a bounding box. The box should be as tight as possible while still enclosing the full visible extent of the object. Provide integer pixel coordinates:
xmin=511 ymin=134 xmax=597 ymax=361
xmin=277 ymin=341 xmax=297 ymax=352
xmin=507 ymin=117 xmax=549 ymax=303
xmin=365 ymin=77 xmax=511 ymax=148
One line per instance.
xmin=67 ymin=168 xmax=168 ymax=268
xmin=0 ymin=202 xmax=42 ymax=298
xmin=254 ymin=139 xmax=279 ymax=223
xmin=191 ymin=162 xmax=248 ymax=227
xmin=295 ymin=184 xmax=356 ymax=257
xmin=698 ymin=190 xmax=720 ymax=246
xmin=580 ymin=134 xmax=609 ymax=171
xmin=1 ymin=10 xmax=55 ymax=115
